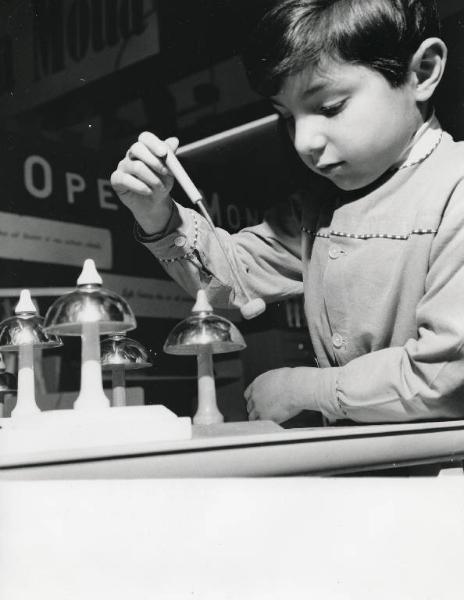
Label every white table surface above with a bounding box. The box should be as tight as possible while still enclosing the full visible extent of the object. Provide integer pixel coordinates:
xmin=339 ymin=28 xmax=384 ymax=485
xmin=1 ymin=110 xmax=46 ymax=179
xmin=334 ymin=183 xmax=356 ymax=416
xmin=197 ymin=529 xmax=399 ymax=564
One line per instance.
xmin=1 ymin=418 xmax=464 ymax=479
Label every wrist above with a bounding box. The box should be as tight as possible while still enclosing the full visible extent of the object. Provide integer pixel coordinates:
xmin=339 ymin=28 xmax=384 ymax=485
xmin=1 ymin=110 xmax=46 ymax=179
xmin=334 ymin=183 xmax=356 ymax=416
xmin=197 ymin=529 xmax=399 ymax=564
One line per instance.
xmin=288 ymin=367 xmax=321 ymax=412
xmin=135 ymin=197 xmax=174 ymax=236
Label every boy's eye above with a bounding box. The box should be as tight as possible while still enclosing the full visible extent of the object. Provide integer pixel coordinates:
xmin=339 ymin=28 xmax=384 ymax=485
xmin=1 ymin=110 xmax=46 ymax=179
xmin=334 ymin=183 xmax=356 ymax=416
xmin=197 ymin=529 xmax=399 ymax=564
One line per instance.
xmin=319 ymin=99 xmax=346 ymax=117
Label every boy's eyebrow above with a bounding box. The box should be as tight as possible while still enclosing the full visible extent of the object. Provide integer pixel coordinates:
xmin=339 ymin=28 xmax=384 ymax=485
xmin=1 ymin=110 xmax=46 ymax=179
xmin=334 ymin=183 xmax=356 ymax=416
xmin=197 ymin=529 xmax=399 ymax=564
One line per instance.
xmin=301 ymin=81 xmax=328 ymax=99
xmin=271 ymin=81 xmax=330 ymax=108
xmin=270 ymin=81 xmax=330 ymax=109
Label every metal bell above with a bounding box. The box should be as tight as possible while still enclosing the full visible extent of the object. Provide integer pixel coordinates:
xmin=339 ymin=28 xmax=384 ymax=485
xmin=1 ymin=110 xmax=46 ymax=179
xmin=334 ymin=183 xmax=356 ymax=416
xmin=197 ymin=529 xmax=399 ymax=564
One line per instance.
xmin=164 ymin=289 xmax=246 ymax=426
xmin=0 ymin=290 xmax=62 ymax=418
xmin=44 ymin=260 xmax=136 ymax=336
xmin=43 ymin=259 xmax=136 ymax=411
xmin=0 ymin=293 xmax=62 ymax=351
xmin=164 ymin=292 xmax=245 ymax=356
xmin=101 ymin=335 xmax=152 ymax=407
xmin=101 ymin=335 xmax=152 ymax=371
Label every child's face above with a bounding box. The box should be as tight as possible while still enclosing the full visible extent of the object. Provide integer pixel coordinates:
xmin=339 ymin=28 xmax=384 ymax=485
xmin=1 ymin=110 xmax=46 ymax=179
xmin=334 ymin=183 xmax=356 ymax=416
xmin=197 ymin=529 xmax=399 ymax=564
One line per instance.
xmin=271 ymin=60 xmax=423 ymax=190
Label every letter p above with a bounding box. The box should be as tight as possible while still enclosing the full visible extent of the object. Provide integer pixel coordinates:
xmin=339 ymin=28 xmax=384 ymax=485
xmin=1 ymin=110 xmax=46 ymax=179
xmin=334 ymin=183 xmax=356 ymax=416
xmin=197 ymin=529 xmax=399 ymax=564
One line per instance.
xmin=66 ymin=172 xmax=86 ymax=204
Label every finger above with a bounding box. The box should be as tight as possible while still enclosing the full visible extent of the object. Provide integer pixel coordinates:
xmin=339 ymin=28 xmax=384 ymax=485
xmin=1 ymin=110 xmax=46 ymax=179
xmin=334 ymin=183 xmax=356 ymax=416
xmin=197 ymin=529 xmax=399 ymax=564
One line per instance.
xmin=165 ymin=136 xmax=180 ymax=153
xmin=138 ymin=131 xmax=172 ymax=158
xmin=248 ymin=409 xmax=259 ymax=421
xmin=124 ymin=158 xmax=170 ymax=192
xmin=110 ymin=170 xmax=152 ymax=196
xmin=244 ymin=392 xmax=253 ymax=411
xmin=127 ymin=142 xmax=170 ymax=177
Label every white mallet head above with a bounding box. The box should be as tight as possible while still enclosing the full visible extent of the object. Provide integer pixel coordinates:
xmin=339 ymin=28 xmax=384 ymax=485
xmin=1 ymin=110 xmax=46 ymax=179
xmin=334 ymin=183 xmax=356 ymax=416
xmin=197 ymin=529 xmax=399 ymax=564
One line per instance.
xmin=240 ymin=297 xmax=266 ymax=320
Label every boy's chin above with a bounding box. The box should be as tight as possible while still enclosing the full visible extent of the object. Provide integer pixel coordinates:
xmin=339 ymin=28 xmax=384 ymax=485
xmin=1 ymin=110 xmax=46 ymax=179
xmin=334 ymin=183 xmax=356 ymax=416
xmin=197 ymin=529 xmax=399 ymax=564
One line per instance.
xmin=328 ymin=171 xmax=386 ymax=192
xmin=331 ymin=179 xmax=361 ymax=191
xmin=327 ymin=177 xmax=365 ymax=192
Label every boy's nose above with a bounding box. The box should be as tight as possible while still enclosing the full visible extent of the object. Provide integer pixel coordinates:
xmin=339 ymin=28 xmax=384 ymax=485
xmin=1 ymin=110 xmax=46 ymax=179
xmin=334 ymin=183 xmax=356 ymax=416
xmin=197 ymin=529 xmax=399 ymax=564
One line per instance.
xmin=293 ymin=120 xmax=327 ymax=159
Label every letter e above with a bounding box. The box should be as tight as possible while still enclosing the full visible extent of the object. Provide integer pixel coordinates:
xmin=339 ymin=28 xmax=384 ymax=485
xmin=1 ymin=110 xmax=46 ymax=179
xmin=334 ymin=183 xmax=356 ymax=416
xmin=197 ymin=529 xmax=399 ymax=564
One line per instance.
xmin=98 ymin=179 xmax=118 ymax=210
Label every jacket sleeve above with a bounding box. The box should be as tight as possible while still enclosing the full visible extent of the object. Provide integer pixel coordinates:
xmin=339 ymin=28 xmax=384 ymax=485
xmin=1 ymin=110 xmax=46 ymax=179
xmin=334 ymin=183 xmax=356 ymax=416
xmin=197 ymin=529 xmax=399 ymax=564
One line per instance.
xmin=136 ymin=200 xmax=304 ymax=309
xmin=314 ymin=180 xmax=464 ymax=423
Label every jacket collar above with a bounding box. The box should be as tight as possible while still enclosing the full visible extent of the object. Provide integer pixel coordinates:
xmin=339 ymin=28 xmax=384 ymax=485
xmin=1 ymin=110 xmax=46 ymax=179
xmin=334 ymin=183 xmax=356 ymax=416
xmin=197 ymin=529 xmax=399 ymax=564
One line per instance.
xmin=393 ymin=112 xmax=443 ymax=171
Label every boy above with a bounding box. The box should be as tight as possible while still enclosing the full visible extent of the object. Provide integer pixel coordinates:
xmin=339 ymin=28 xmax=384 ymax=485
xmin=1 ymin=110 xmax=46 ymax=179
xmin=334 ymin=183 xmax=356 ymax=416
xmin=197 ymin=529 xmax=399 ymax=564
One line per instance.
xmin=111 ymin=0 xmax=464 ymax=424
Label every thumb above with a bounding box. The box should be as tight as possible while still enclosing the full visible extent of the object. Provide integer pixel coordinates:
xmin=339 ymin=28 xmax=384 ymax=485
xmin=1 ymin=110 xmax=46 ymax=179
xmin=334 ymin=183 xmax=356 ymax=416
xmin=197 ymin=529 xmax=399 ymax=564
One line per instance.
xmin=165 ymin=136 xmax=180 ymax=153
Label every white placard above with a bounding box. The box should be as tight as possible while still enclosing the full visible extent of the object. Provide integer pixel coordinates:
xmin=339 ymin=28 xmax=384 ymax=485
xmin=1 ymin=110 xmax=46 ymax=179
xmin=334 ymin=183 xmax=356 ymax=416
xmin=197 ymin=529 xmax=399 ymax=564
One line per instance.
xmin=101 ymin=272 xmax=194 ymax=319
xmin=0 ymin=211 xmax=112 ymax=268
xmin=101 ymin=272 xmax=240 ymax=321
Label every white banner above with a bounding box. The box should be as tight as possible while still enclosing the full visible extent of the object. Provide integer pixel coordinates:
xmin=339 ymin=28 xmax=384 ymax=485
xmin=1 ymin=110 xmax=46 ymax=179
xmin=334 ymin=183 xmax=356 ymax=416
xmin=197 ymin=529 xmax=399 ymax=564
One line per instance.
xmin=0 ymin=212 xmax=112 ymax=268
xmin=102 ymin=272 xmax=241 ymax=321
xmin=101 ymin=272 xmax=195 ymax=319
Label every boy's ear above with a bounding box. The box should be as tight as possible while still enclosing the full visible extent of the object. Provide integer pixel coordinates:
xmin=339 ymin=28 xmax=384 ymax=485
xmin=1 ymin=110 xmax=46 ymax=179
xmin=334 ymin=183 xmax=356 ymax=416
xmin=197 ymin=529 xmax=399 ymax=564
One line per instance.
xmin=410 ymin=37 xmax=447 ymax=103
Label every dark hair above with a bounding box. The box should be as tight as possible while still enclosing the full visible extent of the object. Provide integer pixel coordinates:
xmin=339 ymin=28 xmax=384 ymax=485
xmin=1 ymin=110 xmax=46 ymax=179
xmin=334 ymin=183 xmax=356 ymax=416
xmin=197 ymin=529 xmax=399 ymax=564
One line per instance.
xmin=242 ymin=0 xmax=440 ymax=96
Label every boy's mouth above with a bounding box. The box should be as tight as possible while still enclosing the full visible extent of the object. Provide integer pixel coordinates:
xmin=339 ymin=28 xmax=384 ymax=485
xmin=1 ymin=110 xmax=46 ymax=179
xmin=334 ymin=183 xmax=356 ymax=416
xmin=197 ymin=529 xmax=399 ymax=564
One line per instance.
xmin=316 ymin=161 xmax=344 ymax=174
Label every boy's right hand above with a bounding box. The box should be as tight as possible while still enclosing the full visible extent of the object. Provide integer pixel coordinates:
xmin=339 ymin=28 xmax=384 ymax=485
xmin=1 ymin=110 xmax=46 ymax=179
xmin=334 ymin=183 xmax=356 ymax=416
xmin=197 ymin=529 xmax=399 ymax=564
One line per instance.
xmin=110 ymin=132 xmax=180 ymax=235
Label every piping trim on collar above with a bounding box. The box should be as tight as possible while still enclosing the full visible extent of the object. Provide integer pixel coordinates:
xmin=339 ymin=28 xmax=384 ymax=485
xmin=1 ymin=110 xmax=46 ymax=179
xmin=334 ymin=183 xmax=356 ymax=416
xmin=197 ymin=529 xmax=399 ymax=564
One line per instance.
xmin=393 ymin=113 xmax=443 ymax=171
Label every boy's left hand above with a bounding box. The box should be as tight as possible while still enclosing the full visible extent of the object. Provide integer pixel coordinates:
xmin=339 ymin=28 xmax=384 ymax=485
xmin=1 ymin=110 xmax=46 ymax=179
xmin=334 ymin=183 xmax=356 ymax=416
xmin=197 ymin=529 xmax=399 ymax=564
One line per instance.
xmin=244 ymin=367 xmax=318 ymax=423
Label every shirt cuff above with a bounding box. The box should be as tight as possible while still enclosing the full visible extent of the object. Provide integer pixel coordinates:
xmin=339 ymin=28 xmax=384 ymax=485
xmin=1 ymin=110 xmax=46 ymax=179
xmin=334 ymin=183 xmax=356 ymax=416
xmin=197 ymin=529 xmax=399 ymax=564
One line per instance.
xmin=133 ymin=201 xmax=180 ymax=243
xmin=310 ymin=366 xmax=347 ymax=421
xmin=133 ymin=202 xmax=203 ymax=263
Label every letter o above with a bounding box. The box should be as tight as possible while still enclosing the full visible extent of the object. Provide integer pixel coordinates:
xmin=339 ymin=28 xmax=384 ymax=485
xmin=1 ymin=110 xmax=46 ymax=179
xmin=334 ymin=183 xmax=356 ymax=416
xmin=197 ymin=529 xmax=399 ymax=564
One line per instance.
xmin=24 ymin=155 xmax=52 ymax=199
xmin=226 ymin=203 xmax=241 ymax=231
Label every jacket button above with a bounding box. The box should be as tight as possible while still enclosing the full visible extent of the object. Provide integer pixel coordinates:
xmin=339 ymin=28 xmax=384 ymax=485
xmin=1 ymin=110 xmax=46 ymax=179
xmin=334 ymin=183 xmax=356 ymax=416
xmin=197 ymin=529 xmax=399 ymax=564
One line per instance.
xmin=174 ymin=236 xmax=186 ymax=248
xmin=332 ymin=333 xmax=344 ymax=348
xmin=328 ymin=246 xmax=344 ymax=259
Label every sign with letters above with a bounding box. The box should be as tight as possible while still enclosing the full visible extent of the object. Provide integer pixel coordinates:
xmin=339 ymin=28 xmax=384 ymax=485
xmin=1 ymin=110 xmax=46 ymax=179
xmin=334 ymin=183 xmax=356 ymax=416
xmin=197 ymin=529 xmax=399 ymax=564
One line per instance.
xmin=0 ymin=0 xmax=159 ymax=114
xmin=0 ymin=134 xmax=161 ymax=290
xmin=0 ymin=132 xmax=268 ymax=318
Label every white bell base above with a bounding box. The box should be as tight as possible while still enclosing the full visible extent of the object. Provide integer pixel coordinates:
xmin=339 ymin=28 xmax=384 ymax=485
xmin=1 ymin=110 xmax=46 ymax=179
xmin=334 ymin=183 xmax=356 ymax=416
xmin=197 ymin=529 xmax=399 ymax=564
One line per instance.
xmin=0 ymin=405 xmax=191 ymax=457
